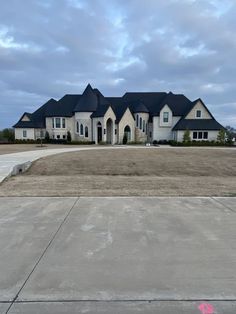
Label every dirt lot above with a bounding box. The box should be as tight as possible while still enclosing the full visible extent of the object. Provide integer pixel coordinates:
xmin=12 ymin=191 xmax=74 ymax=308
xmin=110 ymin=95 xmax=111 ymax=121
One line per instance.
xmin=0 ymin=147 xmax=235 ymax=196
xmin=0 ymin=144 xmax=93 ymax=155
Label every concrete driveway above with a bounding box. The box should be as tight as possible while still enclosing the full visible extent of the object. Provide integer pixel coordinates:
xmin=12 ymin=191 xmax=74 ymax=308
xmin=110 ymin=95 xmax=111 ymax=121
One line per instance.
xmin=0 ymin=196 xmax=236 ymax=313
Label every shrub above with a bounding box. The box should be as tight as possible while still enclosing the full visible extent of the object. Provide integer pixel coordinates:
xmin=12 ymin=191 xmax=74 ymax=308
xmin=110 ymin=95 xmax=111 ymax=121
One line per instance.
xmin=217 ymin=129 xmax=226 ymax=144
xmin=153 ymin=140 xmax=158 ymax=146
xmin=126 ymin=141 xmax=144 ymax=145
xmin=98 ymin=141 xmax=107 ymax=145
xmin=123 ymin=133 xmax=128 ymax=144
xmin=183 ymin=129 xmax=191 ymax=144
xmin=67 ymin=131 xmax=72 ymax=143
xmin=45 ymin=131 xmax=50 ymax=143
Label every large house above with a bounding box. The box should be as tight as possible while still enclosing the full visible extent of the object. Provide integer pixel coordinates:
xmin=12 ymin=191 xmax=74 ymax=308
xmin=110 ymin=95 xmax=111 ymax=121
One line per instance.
xmin=14 ymin=84 xmax=224 ymax=144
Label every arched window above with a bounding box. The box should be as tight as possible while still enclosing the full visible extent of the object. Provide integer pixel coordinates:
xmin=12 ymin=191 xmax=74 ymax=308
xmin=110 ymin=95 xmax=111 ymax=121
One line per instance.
xmin=143 ymin=120 xmax=145 ymax=132
xmin=136 ymin=114 xmax=139 ymax=127
xmin=76 ymin=121 xmax=79 ymax=133
xmin=80 ymin=124 xmax=84 ymax=136
xmin=85 ymin=126 xmax=88 ymax=138
xmin=139 ymin=117 xmax=142 ymax=130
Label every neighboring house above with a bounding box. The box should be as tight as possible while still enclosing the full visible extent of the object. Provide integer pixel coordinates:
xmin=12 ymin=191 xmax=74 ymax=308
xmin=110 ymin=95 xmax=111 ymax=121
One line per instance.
xmin=13 ymin=84 xmax=224 ymax=144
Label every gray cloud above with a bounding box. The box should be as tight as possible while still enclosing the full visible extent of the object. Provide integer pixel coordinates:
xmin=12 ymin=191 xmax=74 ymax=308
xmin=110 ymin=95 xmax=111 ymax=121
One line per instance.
xmin=0 ymin=0 xmax=235 ymax=128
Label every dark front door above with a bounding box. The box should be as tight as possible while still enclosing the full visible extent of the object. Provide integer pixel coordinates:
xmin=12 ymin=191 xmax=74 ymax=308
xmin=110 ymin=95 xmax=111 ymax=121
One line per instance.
xmin=97 ymin=126 xmax=102 ymax=143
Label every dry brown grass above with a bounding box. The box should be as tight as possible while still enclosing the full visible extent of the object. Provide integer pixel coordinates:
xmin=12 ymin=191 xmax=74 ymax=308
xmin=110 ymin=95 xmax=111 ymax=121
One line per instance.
xmin=0 ymin=148 xmax=235 ymax=196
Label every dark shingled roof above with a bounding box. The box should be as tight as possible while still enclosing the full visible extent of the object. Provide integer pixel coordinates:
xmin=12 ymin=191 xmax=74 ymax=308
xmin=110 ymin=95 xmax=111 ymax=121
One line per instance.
xmin=74 ymin=84 xmax=98 ymax=112
xmin=123 ymin=92 xmax=167 ymax=115
xmin=46 ymin=95 xmax=80 ymax=117
xmin=13 ymin=99 xmax=57 ymax=128
xmin=159 ymin=92 xmax=192 ymax=116
xmin=131 ymin=101 xmax=149 ymax=113
xmin=172 ymin=119 xmax=224 ymax=131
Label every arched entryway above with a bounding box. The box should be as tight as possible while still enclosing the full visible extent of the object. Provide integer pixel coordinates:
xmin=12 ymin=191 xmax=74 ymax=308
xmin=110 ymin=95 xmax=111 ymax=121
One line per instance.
xmin=124 ymin=125 xmax=131 ymax=142
xmin=97 ymin=122 xmax=102 ymax=143
xmin=106 ymin=118 xmax=113 ymax=144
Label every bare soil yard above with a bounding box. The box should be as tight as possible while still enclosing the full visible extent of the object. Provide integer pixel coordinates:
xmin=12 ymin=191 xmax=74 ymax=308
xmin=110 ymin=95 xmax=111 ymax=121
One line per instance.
xmin=0 ymin=147 xmax=235 ymax=196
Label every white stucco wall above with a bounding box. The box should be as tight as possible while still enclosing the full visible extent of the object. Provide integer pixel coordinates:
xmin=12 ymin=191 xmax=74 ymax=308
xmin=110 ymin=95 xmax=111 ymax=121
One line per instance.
xmin=185 ymin=101 xmax=212 ymax=119
xmin=159 ymin=105 xmax=173 ymax=127
xmin=153 ymin=116 xmax=181 ymax=141
xmin=46 ymin=116 xmax=75 ymax=140
xmin=15 ymin=128 xmax=36 ymax=140
xmin=74 ymin=112 xmax=92 ymax=141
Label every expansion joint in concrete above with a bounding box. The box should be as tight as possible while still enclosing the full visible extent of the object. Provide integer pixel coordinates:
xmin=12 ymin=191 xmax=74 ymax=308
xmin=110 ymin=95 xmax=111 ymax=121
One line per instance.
xmin=5 ymin=197 xmax=80 ymax=314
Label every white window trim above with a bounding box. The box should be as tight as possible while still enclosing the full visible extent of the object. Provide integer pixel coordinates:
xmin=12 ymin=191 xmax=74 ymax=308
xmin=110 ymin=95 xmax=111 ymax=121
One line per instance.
xmin=163 ymin=112 xmax=169 ymax=123
xmin=52 ymin=117 xmax=66 ymax=129
xmin=196 ymin=110 xmax=202 ymax=118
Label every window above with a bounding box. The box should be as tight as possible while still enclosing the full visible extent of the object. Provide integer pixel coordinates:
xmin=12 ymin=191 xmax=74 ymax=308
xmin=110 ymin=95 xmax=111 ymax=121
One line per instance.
xmin=76 ymin=121 xmax=79 ymax=133
xmin=23 ymin=130 xmax=27 ymax=138
xmin=85 ymin=126 xmax=88 ymax=138
xmin=104 ymin=128 xmax=106 ymax=134
xmin=115 ymin=129 xmax=117 ymax=135
xmin=198 ymin=132 xmax=203 ymax=139
xmin=163 ymin=112 xmax=169 ymax=123
xmin=146 ymin=123 xmax=148 ymax=134
xmin=196 ymin=110 xmax=201 ymax=118
xmin=139 ymin=117 xmax=142 ymax=130
xmin=193 ymin=132 xmax=197 ymax=139
xmin=57 ymin=135 xmax=60 ymax=139
xmin=143 ymin=120 xmax=145 ymax=132
xmin=204 ymin=132 xmax=208 ymax=139
xmin=55 ymin=118 xmax=61 ymax=128
xmin=63 ymin=135 xmax=66 ymax=139
xmin=52 ymin=117 xmax=66 ymax=129
xmin=149 ymin=131 xmax=152 ymax=138
xmin=136 ymin=114 xmax=139 ymax=127
xmin=62 ymin=118 xmax=66 ymax=128
xmin=80 ymin=124 xmax=84 ymax=135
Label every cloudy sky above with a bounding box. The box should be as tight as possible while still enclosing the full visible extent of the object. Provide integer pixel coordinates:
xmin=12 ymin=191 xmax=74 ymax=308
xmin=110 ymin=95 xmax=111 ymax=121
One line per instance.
xmin=0 ymin=0 xmax=236 ymax=128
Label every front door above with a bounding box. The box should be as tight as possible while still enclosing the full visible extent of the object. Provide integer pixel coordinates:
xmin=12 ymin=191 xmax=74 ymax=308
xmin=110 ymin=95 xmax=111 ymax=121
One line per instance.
xmin=97 ymin=126 xmax=102 ymax=143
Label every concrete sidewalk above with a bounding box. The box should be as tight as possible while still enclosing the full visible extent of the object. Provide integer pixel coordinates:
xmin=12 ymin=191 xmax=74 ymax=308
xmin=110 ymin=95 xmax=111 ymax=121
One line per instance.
xmin=0 ymin=196 xmax=236 ymax=313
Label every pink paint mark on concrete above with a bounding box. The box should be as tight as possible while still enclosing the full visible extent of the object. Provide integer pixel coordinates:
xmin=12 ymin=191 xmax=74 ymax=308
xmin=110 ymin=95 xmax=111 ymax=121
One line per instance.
xmin=198 ymin=303 xmax=215 ymax=314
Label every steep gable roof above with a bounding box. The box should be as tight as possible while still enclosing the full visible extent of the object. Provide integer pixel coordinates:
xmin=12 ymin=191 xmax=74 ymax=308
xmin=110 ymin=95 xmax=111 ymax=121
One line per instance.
xmin=74 ymin=84 xmax=98 ymax=112
xmin=46 ymin=95 xmax=80 ymax=117
xmin=13 ymin=98 xmax=57 ymax=128
xmin=159 ymin=92 xmax=192 ymax=116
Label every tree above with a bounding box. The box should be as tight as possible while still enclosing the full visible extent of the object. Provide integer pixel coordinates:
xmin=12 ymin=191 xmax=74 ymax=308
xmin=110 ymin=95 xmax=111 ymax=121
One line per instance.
xmin=67 ymin=131 xmax=72 ymax=142
xmin=123 ymin=133 xmax=128 ymax=144
xmin=225 ymin=125 xmax=235 ymax=145
xmin=45 ymin=131 xmax=50 ymax=143
xmin=217 ymin=129 xmax=226 ymax=144
xmin=183 ymin=129 xmax=191 ymax=144
xmin=1 ymin=128 xmax=15 ymax=142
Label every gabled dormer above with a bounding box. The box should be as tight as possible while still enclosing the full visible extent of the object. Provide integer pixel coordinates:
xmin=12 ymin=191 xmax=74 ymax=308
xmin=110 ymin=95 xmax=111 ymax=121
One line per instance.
xmin=185 ymin=99 xmax=213 ymax=120
xmin=20 ymin=112 xmax=32 ymax=122
xmin=159 ymin=104 xmax=173 ymax=127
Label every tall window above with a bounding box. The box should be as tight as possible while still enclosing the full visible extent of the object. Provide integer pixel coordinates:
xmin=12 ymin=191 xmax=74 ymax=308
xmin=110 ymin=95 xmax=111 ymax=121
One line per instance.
xmin=136 ymin=114 xmax=139 ymax=127
xmin=85 ymin=126 xmax=88 ymax=138
xmin=23 ymin=130 xmax=27 ymax=138
xmin=139 ymin=117 xmax=142 ymax=130
xmin=52 ymin=117 xmax=66 ymax=129
xmin=55 ymin=117 xmax=61 ymax=128
xmin=203 ymin=132 xmax=208 ymax=139
xmin=76 ymin=121 xmax=79 ymax=133
xmin=62 ymin=118 xmax=66 ymax=128
xmin=143 ymin=120 xmax=145 ymax=132
xmin=80 ymin=124 xmax=84 ymax=136
xmin=163 ymin=112 xmax=169 ymax=123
